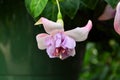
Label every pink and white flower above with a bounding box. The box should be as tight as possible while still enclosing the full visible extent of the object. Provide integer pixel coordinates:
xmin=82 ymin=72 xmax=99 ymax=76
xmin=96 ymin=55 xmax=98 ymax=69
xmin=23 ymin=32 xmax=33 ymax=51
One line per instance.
xmin=98 ymin=2 xmax=120 ymax=35
xmin=114 ymin=2 xmax=120 ymax=35
xmin=35 ymin=17 xmax=92 ymax=60
xmin=98 ymin=4 xmax=116 ymax=21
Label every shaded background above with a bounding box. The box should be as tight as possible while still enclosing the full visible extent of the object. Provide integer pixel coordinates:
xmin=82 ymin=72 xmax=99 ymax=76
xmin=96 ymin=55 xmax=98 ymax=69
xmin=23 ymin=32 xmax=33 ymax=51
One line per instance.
xmin=0 ymin=0 xmax=120 ymax=80
xmin=0 ymin=0 xmax=85 ymax=80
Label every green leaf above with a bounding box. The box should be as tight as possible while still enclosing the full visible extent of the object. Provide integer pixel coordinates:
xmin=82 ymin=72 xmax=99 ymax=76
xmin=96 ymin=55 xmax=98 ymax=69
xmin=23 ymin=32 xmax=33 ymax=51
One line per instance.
xmin=81 ymin=0 xmax=99 ymax=10
xmin=25 ymin=0 xmax=48 ymax=18
xmin=41 ymin=0 xmax=58 ymax=21
xmin=60 ymin=0 xmax=80 ymax=19
xmin=105 ymin=0 xmax=119 ymax=8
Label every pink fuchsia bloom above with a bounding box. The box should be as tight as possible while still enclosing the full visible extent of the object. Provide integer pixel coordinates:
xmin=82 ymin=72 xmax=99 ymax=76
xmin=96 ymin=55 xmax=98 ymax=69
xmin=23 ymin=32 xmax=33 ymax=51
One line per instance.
xmin=98 ymin=4 xmax=116 ymax=21
xmin=114 ymin=2 xmax=120 ymax=35
xmin=35 ymin=17 xmax=92 ymax=60
xmin=98 ymin=2 xmax=120 ymax=35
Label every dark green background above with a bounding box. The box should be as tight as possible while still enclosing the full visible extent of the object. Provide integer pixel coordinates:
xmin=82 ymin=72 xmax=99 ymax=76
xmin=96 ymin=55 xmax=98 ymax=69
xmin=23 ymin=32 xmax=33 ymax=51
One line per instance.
xmin=0 ymin=0 xmax=85 ymax=80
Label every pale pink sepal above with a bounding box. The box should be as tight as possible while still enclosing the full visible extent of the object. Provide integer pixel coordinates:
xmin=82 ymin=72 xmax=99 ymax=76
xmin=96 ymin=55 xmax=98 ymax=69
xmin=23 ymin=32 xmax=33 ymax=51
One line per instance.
xmin=35 ymin=17 xmax=64 ymax=34
xmin=98 ymin=4 xmax=115 ymax=21
xmin=36 ymin=33 xmax=49 ymax=50
xmin=114 ymin=2 xmax=120 ymax=35
xmin=65 ymin=20 xmax=92 ymax=41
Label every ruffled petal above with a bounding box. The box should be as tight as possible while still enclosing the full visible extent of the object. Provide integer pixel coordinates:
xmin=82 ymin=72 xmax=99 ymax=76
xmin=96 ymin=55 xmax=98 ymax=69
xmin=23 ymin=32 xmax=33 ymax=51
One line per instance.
xmin=45 ymin=36 xmax=56 ymax=58
xmin=59 ymin=49 xmax=75 ymax=60
xmin=65 ymin=20 xmax=92 ymax=41
xmin=53 ymin=32 xmax=62 ymax=47
xmin=62 ymin=36 xmax=76 ymax=49
xmin=46 ymin=46 xmax=56 ymax=58
xmin=67 ymin=49 xmax=76 ymax=57
xmin=36 ymin=33 xmax=49 ymax=50
xmin=59 ymin=53 xmax=69 ymax=60
xmin=114 ymin=2 xmax=120 ymax=35
xmin=98 ymin=4 xmax=115 ymax=21
xmin=35 ymin=17 xmax=64 ymax=34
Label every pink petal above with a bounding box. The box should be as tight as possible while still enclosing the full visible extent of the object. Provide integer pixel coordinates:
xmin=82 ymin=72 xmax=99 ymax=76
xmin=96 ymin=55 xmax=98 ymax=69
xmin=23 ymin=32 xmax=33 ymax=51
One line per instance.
xmin=45 ymin=36 xmax=56 ymax=58
xmin=114 ymin=2 xmax=120 ymax=35
xmin=53 ymin=32 xmax=62 ymax=47
xmin=35 ymin=17 xmax=64 ymax=34
xmin=65 ymin=20 xmax=92 ymax=41
xmin=98 ymin=4 xmax=115 ymax=21
xmin=36 ymin=33 xmax=49 ymax=50
xmin=67 ymin=49 xmax=75 ymax=57
xmin=62 ymin=36 xmax=76 ymax=49
xmin=46 ymin=46 xmax=56 ymax=58
xmin=60 ymin=49 xmax=75 ymax=60
xmin=45 ymin=36 xmax=54 ymax=47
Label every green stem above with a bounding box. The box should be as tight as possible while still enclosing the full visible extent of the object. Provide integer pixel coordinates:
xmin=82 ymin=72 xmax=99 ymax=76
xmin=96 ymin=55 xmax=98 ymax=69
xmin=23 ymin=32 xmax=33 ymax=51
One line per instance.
xmin=56 ymin=0 xmax=62 ymax=19
xmin=56 ymin=0 xmax=61 ymax=13
xmin=56 ymin=0 xmax=64 ymax=27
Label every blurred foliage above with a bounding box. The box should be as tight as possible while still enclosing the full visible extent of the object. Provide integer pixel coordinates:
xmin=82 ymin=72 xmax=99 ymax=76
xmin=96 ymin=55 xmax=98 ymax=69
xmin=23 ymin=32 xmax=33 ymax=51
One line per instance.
xmin=79 ymin=39 xmax=120 ymax=80
xmin=105 ymin=0 xmax=119 ymax=8
xmin=25 ymin=0 xmax=119 ymax=20
xmin=80 ymin=0 xmax=99 ymax=9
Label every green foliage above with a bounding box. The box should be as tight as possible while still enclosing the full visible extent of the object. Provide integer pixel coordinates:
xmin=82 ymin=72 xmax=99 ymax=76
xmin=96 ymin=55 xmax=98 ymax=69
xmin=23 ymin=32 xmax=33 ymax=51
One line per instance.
xmin=105 ymin=0 xmax=119 ymax=8
xmin=60 ymin=0 xmax=80 ymax=19
xmin=25 ymin=0 xmax=81 ymax=19
xmin=81 ymin=0 xmax=99 ymax=10
xmin=79 ymin=40 xmax=120 ymax=80
xmin=25 ymin=0 xmax=120 ymax=20
xmin=40 ymin=0 xmax=58 ymax=21
xmin=25 ymin=0 xmax=48 ymax=18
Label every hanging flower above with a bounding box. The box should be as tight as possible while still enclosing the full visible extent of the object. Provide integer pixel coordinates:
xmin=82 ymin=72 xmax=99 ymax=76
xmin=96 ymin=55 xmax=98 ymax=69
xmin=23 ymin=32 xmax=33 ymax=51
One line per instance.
xmin=98 ymin=2 xmax=120 ymax=35
xmin=35 ymin=17 xmax=92 ymax=60
xmin=98 ymin=4 xmax=116 ymax=21
xmin=114 ymin=2 xmax=120 ymax=35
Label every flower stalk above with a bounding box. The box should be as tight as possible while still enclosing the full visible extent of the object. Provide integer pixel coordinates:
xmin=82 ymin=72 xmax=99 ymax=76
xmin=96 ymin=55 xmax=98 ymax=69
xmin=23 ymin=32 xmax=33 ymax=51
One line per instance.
xmin=56 ymin=0 xmax=64 ymax=26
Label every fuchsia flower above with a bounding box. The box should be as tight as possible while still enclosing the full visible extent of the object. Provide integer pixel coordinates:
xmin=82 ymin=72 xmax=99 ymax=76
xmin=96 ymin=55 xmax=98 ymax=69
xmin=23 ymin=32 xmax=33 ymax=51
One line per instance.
xmin=114 ymin=2 xmax=120 ymax=35
xmin=35 ymin=17 xmax=92 ymax=60
xmin=98 ymin=4 xmax=116 ymax=21
xmin=98 ymin=2 xmax=120 ymax=35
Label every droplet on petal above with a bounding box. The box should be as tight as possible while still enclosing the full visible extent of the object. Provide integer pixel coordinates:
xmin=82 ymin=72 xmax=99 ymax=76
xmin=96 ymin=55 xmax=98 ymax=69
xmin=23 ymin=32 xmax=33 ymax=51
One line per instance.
xmin=114 ymin=2 xmax=120 ymax=35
